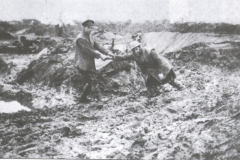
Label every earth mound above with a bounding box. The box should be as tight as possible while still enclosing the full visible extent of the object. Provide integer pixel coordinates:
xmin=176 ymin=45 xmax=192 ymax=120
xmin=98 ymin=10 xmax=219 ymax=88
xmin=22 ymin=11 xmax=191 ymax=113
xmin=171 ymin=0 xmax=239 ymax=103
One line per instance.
xmin=166 ymin=42 xmax=240 ymax=69
xmin=15 ymin=52 xmax=145 ymax=96
xmin=144 ymin=32 xmax=240 ymax=53
xmin=0 ymin=28 xmax=15 ymax=40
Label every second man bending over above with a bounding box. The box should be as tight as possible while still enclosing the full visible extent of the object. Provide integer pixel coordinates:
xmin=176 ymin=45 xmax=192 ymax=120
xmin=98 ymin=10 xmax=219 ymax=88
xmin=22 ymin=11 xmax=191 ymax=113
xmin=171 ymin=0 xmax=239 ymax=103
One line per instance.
xmin=112 ymin=41 xmax=183 ymax=97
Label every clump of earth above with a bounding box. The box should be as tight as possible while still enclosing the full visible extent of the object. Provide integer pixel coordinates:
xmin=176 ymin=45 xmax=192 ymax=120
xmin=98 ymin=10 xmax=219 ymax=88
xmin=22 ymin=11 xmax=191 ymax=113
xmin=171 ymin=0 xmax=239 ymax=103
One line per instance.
xmin=0 ymin=32 xmax=240 ymax=159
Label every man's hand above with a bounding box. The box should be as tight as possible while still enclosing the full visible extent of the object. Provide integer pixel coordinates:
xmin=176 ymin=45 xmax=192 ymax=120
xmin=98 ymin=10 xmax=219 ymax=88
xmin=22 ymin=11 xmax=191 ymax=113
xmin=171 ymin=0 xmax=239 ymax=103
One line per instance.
xmin=100 ymin=54 xmax=112 ymax=61
xmin=103 ymin=57 xmax=112 ymax=61
xmin=95 ymin=53 xmax=101 ymax=59
xmin=107 ymin=51 xmax=115 ymax=58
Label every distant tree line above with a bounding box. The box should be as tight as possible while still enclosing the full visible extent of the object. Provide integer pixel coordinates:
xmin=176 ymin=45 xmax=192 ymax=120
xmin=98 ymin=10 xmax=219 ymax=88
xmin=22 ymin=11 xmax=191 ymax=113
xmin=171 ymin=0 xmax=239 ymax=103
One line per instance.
xmin=96 ymin=20 xmax=240 ymax=35
xmin=1 ymin=19 xmax=240 ymax=37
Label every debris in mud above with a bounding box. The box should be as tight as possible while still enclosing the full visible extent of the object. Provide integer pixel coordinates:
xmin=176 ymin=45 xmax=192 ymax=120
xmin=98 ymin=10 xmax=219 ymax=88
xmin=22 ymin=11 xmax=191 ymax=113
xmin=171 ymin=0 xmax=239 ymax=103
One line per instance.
xmin=0 ymin=36 xmax=73 ymax=55
xmin=61 ymin=127 xmax=70 ymax=137
xmin=0 ymin=58 xmax=8 ymax=73
xmin=0 ymin=29 xmax=15 ymax=40
xmin=0 ymin=85 xmax=33 ymax=108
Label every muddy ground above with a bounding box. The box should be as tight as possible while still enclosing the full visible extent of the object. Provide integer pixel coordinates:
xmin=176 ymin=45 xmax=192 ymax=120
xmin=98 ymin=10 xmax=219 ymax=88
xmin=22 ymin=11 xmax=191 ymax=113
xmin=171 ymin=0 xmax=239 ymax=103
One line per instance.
xmin=1 ymin=34 xmax=240 ymax=159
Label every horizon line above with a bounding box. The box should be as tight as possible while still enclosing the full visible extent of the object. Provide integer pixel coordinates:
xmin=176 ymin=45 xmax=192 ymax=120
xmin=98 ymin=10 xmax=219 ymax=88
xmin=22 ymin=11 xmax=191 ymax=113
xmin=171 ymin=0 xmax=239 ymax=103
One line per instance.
xmin=3 ymin=18 xmax=240 ymax=25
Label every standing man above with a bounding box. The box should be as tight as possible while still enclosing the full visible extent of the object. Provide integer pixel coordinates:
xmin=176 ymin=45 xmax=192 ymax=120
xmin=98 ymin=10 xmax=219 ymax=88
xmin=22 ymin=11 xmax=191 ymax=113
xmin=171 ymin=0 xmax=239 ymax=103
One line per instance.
xmin=112 ymin=41 xmax=183 ymax=97
xmin=75 ymin=20 xmax=114 ymax=102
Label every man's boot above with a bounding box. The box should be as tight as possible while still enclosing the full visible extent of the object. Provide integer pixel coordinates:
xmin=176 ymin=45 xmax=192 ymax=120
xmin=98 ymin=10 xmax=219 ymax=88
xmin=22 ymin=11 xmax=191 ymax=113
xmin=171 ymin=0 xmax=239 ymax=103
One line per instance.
xmin=93 ymin=91 xmax=102 ymax=102
xmin=78 ymin=96 xmax=91 ymax=103
xmin=78 ymin=83 xmax=91 ymax=103
xmin=147 ymin=87 xmax=156 ymax=98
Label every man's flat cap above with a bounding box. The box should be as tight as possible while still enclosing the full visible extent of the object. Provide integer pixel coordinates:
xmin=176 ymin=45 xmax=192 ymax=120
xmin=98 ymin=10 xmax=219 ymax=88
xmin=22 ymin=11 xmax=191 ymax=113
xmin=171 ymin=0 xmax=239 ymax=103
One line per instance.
xmin=82 ymin=20 xmax=94 ymax=27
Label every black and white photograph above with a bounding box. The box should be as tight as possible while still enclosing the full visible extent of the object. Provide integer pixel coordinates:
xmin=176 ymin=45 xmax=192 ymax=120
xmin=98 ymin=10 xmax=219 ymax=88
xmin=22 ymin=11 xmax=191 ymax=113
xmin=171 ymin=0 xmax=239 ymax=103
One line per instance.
xmin=0 ymin=0 xmax=240 ymax=159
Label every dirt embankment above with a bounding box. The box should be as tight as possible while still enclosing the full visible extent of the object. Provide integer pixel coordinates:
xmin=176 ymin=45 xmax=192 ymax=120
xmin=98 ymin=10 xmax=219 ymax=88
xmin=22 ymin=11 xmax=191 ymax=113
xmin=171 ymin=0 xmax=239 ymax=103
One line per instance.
xmin=144 ymin=32 xmax=240 ymax=54
xmin=0 ymin=29 xmax=15 ymax=40
xmin=1 ymin=32 xmax=240 ymax=159
xmin=15 ymin=53 xmax=144 ymax=96
xmin=166 ymin=42 xmax=240 ymax=70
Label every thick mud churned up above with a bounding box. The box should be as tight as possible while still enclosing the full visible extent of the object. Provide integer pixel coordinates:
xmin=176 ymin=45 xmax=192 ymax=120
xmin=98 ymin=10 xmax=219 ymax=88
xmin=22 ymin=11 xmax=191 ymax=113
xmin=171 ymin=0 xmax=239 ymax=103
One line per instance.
xmin=1 ymin=32 xmax=240 ymax=159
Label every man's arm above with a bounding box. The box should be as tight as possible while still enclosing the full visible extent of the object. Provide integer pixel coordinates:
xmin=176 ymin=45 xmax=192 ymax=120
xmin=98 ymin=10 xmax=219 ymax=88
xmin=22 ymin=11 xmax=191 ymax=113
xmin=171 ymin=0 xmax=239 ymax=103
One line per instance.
xmin=113 ymin=54 xmax=134 ymax=61
xmin=76 ymin=38 xmax=101 ymax=58
xmin=150 ymin=49 xmax=162 ymax=65
xmin=150 ymin=49 xmax=158 ymax=58
xmin=94 ymin=41 xmax=109 ymax=55
xmin=94 ymin=41 xmax=116 ymax=58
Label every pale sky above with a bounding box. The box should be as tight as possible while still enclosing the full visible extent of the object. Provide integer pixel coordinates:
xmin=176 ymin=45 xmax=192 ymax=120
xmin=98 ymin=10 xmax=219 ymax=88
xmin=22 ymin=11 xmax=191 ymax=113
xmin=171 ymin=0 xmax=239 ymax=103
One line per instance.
xmin=0 ymin=0 xmax=240 ymax=24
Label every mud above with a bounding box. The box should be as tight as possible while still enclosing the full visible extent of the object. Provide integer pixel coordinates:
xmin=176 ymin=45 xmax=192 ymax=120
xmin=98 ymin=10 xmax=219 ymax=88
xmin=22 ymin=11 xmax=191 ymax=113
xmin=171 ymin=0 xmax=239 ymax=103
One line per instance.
xmin=0 ymin=58 xmax=8 ymax=73
xmin=1 ymin=32 xmax=240 ymax=159
xmin=0 ymin=83 xmax=32 ymax=108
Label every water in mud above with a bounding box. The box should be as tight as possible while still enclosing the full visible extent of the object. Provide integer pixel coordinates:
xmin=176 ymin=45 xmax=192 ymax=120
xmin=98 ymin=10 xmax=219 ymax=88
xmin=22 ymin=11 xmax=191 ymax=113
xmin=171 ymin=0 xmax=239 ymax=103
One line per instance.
xmin=0 ymin=101 xmax=31 ymax=113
